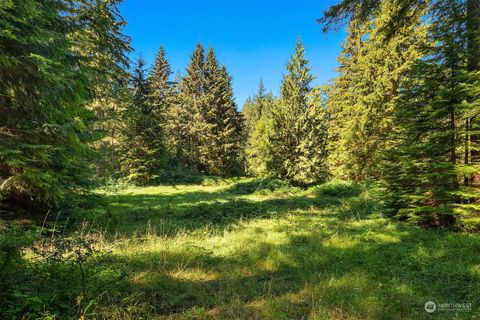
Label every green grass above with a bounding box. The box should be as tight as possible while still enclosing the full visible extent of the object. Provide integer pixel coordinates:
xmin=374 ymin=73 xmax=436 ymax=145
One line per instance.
xmin=2 ymin=178 xmax=480 ymax=319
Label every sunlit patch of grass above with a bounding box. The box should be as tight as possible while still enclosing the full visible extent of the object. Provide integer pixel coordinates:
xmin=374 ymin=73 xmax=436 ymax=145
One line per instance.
xmin=3 ymin=177 xmax=480 ymax=319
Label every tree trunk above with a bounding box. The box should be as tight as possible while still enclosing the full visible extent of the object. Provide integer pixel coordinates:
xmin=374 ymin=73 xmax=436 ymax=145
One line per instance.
xmin=467 ymin=0 xmax=480 ymax=187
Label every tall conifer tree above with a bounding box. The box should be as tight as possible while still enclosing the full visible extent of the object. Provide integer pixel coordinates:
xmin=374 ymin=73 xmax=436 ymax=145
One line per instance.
xmin=0 ymin=0 xmax=132 ymax=208
xmin=173 ymin=43 xmax=206 ymax=171
xmin=327 ymin=1 xmax=425 ymax=181
xmin=269 ymin=39 xmax=314 ymax=182
xmin=243 ymin=81 xmax=275 ymax=175
xmin=382 ymin=0 xmax=480 ymax=228
xmin=119 ymin=57 xmax=164 ymax=183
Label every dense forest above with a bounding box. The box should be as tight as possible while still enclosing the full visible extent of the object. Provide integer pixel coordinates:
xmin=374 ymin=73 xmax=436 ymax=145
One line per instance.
xmin=1 ymin=0 xmax=480 ymax=318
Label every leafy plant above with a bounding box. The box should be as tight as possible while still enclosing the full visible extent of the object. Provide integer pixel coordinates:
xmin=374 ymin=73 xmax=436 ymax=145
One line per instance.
xmin=33 ymin=222 xmax=105 ymax=296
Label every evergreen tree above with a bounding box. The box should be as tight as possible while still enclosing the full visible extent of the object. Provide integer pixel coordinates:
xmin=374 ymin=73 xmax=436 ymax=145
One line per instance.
xmin=213 ymin=66 xmax=244 ymax=176
xmin=165 ymin=45 xmax=243 ymax=176
xmin=327 ymin=1 xmax=425 ymax=181
xmin=200 ymin=48 xmax=243 ymax=176
xmin=71 ymin=0 xmax=132 ymax=179
xmin=119 ymin=57 xmax=164 ymax=184
xmin=268 ymin=39 xmax=319 ymax=183
xmin=171 ymin=43 xmax=206 ymax=171
xmin=243 ymin=81 xmax=275 ymax=175
xmin=147 ymin=46 xmax=173 ymax=166
xmin=326 ymin=16 xmax=367 ymax=180
xmin=242 ymin=80 xmax=271 ymax=135
xmin=244 ymin=39 xmax=329 ymax=184
xmin=294 ymin=86 xmax=330 ymax=185
xmin=148 ymin=46 xmax=173 ymax=118
xmin=0 ymin=0 xmax=92 ymax=209
xmin=382 ymin=0 xmax=480 ymax=229
xmin=245 ymin=99 xmax=278 ymax=177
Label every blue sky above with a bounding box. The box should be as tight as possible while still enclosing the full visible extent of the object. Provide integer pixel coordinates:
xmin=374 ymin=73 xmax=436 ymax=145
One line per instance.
xmin=119 ymin=0 xmax=346 ymax=108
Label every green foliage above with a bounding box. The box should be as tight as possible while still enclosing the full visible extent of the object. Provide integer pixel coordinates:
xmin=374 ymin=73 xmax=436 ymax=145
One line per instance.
xmin=381 ymin=0 xmax=480 ymax=229
xmin=167 ymin=44 xmax=244 ymax=176
xmin=0 ymin=0 xmax=130 ymax=209
xmin=33 ymin=223 xmax=104 ymax=296
xmin=245 ymin=96 xmax=277 ymax=177
xmin=0 ymin=224 xmax=38 ymax=274
xmin=0 ymin=222 xmax=108 ymax=319
xmin=246 ymin=40 xmax=329 ymax=185
xmin=119 ymin=57 xmax=166 ymax=184
xmin=5 ymin=179 xmax=480 ymax=318
xmin=242 ymin=80 xmax=273 ymax=138
xmin=0 ymin=0 xmax=89 ymax=209
xmin=75 ymin=0 xmax=132 ymax=179
xmin=312 ymin=179 xmax=363 ymax=198
xmin=327 ymin=2 xmax=425 ymax=181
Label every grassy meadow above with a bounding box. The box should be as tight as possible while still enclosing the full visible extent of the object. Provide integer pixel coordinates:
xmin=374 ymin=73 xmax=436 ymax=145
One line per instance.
xmin=2 ymin=178 xmax=480 ymax=319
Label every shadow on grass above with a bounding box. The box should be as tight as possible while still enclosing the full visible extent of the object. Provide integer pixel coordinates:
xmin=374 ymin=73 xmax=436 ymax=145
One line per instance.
xmin=73 ymin=188 xmax=348 ymax=236
xmin=7 ymin=180 xmax=480 ymax=319
xmin=85 ymin=219 xmax=480 ymax=319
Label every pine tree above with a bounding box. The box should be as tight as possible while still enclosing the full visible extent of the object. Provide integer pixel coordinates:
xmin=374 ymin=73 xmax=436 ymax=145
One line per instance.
xmin=382 ymin=0 xmax=480 ymax=229
xmin=242 ymin=80 xmax=271 ymax=135
xmin=0 ymin=0 xmax=94 ymax=209
xmin=326 ymin=16 xmax=366 ymax=180
xmin=245 ymin=99 xmax=277 ymax=177
xmin=327 ymin=1 xmax=425 ymax=181
xmin=244 ymin=39 xmax=329 ymax=184
xmin=200 ymin=48 xmax=243 ymax=176
xmin=164 ymin=71 xmax=189 ymax=168
xmin=171 ymin=43 xmax=206 ymax=171
xmin=119 ymin=57 xmax=164 ymax=184
xmin=294 ymin=86 xmax=330 ymax=185
xmin=165 ymin=45 xmax=244 ymax=176
xmin=148 ymin=46 xmax=173 ymax=118
xmin=71 ymin=0 xmax=132 ymax=179
xmin=268 ymin=39 xmax=316 ymax=183
xmin=214 ymin=66 xmax=244 ymax=176
xmin=243 ymin=81 xmax=275 ymax=175
xmin=147 ymin=46 xmax=172 ymax=165
xmin=466 ymin=0 xmax=480 ymax=186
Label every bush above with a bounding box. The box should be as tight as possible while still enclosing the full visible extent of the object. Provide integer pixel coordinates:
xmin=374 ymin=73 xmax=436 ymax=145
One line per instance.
xmin=312 ymin=179 xmax=363 ymax=198
xmin=228 ymin=178 xmax=295 ymax=195
xmin=0 ymin=223 xmax=38 ymax=274
xmin=159 ymin=168 xmax=205 ymax=185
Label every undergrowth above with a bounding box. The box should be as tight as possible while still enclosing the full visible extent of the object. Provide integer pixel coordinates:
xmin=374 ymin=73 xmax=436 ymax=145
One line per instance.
xmin=1 ymin=178 xmax=479 ymax=319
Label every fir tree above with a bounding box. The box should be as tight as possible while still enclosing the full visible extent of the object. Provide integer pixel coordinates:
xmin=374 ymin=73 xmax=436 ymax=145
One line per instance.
xmin=173 ymin=43 xmax=206 ymax=171
xmin=201 ymin=48 xmax=243 ymax=176
xmin=147 ymin=46 xmax=173 ymax=166
xmin=294 ymin=86 xmax=330 ymax=185
xmin=245 ymin=99 xmax=277 ymax=177
xmin=148 ymin=46 xmax=173 ymax=118
xmin=243 ymin=81 xmax=275 ymax=175
xmin=165 ymin=45 xmax=243 ymax=176
xmin=268 ymin=39 xmax=318 ymax=183
xmin=214 ymin=66 xmax=244 ymax=176
xmin=72 ymin=0 xmax=132 ymax=179
xmin=242 ymin=80 xmax=270 ymax=135
xmin=0 ymin=0 xmax=94 ymax=209
xmin=382 ymin=0 xmax=480 ymax=229
xmin=327 ymin=1 xmax=425 ymax=181
xmin=244 ymin=39 xmax=329 ymax=184
xmin=119 ymin=57 xmax=164 ymax=184
xmin=326 ymin=16 xmax=367 ymax=180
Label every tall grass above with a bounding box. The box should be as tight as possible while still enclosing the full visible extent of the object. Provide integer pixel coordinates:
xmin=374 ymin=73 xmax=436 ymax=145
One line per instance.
xmin=1 ymin=178 xmax=479 ymax=319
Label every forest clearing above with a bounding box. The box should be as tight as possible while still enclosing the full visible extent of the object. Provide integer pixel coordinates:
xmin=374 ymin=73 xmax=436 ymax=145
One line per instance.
xmin=1 ymin=0 xmax=480 ymax=318
xmin=2 ymin=178 xmax=479 ymax=318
